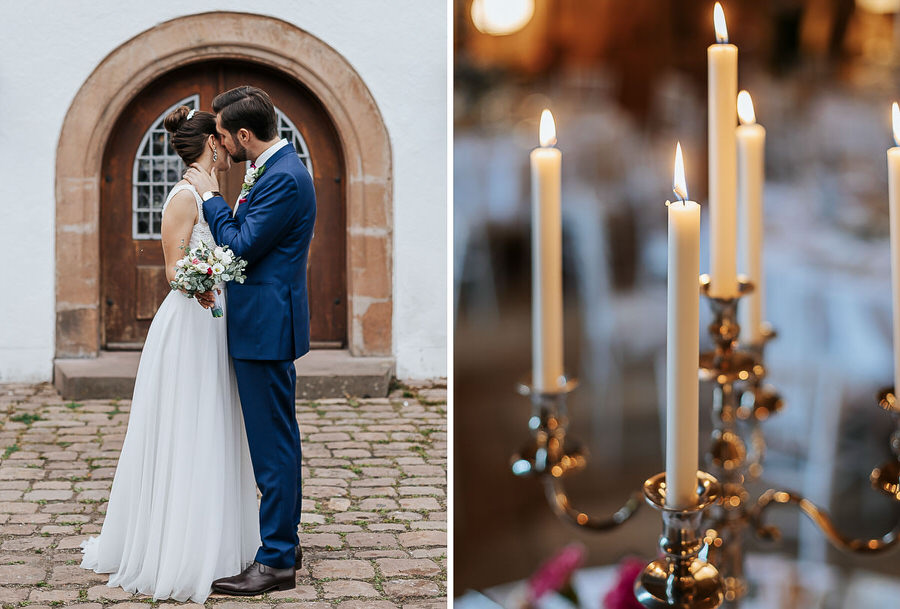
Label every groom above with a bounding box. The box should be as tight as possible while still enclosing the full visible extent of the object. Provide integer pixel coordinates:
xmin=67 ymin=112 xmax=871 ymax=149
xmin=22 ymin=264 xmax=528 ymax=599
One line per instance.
xmin=185 ymin=85 xmax=315 ymax=595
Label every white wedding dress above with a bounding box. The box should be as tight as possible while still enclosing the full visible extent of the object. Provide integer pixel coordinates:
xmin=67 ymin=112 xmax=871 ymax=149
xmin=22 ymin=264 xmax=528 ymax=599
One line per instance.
xmin=80 ymin=184 xmax=261 ymax=603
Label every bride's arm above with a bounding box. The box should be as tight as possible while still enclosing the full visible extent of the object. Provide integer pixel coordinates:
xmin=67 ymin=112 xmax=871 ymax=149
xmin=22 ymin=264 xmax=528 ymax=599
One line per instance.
xmin=160 ymin=190 xmax=198 ymax=284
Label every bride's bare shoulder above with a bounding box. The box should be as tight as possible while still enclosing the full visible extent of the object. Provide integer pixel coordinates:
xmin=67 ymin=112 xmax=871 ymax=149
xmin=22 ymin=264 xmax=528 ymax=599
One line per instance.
xmin=163 ymin=187 xmax=198 ymax=223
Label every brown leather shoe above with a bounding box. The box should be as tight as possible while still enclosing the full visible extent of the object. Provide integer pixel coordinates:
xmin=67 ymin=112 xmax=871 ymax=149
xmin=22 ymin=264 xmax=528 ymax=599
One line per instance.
xmin=295 ymin=545 xmax=303 ymax=568
xmin=211 ymin=561 xmax=295 ymax=596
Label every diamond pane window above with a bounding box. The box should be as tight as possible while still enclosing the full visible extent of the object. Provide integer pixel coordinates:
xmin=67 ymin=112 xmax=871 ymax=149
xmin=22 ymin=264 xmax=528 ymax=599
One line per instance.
xmin=132 ymin=95 xmax=199 ymax=239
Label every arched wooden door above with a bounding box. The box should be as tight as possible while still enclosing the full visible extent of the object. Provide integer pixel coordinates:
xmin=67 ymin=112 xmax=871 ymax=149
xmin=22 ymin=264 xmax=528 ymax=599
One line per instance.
xmin=100 ymin=60 xmax=346 ymax=349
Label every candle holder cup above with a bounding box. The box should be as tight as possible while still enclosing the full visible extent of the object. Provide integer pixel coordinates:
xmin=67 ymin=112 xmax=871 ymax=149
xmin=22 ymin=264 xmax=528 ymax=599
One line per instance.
xmin=511 ymin=377 xmax=586 ymax=479
xmin=634 ymin=471 xmax=724 ymax=609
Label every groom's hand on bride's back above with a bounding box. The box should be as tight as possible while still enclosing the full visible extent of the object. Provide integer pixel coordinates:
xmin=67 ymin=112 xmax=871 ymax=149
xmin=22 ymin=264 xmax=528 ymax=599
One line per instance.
xmin=183 ymin=164 xmax=219 ymax=194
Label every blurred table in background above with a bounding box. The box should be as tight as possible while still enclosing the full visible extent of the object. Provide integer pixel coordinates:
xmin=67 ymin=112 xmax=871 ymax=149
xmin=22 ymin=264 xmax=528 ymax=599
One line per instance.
xmin=455 ymin=553 xmax=900 ymax=609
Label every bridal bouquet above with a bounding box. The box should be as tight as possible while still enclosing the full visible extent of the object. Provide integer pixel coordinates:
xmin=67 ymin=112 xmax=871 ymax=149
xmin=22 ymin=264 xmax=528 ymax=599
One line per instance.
xmin=169 ymin=242 xmax=247 ymax=317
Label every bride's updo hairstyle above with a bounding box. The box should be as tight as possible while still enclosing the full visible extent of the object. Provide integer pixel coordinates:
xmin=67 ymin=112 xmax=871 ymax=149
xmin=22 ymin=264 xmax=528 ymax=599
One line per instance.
xmin=163 ymin=105 xmax=217 ymax=164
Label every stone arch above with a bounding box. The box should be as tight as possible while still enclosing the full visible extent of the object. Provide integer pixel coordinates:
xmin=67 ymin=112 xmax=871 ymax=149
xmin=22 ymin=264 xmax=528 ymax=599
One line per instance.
xmin=55 ymin=11 xmax=392 ymax=358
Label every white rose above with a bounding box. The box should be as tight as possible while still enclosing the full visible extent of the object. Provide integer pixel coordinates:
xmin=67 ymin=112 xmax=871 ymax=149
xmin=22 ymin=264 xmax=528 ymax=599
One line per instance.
xmin=197 ymin=262 xmax=210 ymax=274
xmin=175 ymin=259 xmax=185 ymax=268
xmin=222 ymin=253 xmax=233 ymax=265
xmin=214 ymin=246 xmax=224 ymax=259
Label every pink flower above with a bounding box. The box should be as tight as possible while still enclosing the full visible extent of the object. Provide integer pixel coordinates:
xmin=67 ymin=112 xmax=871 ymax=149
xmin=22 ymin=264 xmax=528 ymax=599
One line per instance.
xmin=602 ymin=557 xmax=646 ymax=609
xmin=192 ymin=258 xmax=200 ymax=264
xmin=528 ymin=543 xmax=586 ymax=601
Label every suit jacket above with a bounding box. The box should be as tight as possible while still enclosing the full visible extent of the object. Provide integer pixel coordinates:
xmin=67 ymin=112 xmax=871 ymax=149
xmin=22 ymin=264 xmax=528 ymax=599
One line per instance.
xmin=203 ymin=143 xmax=316 ymax=361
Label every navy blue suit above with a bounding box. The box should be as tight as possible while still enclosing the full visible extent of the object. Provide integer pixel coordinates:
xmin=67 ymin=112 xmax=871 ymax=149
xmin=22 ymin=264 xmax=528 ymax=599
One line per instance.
xmin=203 ymin=142 xmax=315 ymax=569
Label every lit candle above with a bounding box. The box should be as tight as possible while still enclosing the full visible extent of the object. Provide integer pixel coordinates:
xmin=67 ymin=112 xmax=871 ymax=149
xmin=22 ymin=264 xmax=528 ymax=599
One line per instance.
xmin=736 ymin=90 xmax=766 ymax=344
xmin=708 ymin=2 xmax=739 ymax=298
xmin=888 ymin=102 xmax=900 ymax=395
xmin=531 ymin=109 xmax=564 ymax=391
xmin=666 ymin=142 xmax=700 ymax=509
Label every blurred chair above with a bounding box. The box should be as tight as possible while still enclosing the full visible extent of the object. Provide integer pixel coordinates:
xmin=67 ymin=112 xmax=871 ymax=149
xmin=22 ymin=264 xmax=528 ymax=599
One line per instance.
xmin=453 ymin=134 xmax=502 ymax=324
xmin=563 ymin=182 xmax=624 ymax=464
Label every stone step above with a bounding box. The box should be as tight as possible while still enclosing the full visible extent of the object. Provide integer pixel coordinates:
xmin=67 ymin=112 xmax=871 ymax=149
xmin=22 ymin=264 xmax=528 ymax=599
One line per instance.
xmin=54 ymin=350 xmax=395 ymax=401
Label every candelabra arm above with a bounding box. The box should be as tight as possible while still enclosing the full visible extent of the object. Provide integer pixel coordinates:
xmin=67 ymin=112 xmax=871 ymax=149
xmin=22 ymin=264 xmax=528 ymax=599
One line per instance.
xmin=542 ymin=475 xmax=643 ymax=531
xmin=752 ymin=489 xmax=900 ymax=554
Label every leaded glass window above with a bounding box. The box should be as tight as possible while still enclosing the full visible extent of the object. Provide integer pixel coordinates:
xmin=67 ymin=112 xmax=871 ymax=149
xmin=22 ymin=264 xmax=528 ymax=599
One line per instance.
xmin=275 ymin=107 xmax=313 ymax=176
xmin=132 ymin=95 xmax=199 ymax=239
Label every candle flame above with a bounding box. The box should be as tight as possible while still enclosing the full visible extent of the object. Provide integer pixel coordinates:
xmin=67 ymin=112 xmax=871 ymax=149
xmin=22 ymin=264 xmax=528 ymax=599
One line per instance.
xmin=714 ymin=2 xmax=729 ymax=43
xmin=673 ymin=142 xmax=688 ymax=202
xmin=893 ymin=102 xmax=900 ymax=147
xmin=539 ymin=109 xmax=557 ymax=147
xmin=737 ymin=90 xmax=756 ymax=125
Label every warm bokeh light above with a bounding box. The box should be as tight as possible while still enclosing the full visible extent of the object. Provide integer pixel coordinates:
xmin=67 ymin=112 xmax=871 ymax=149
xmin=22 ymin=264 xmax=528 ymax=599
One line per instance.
xmin=673 ymin=142 xmax=688 ymax=202
xmin=471 ymin=0 xmax=535 ymax=36
xmin=893 ymin=102 xmax=900 ymax=147
xmin=539 ymin=109 xmax=557 ymax=147
xmin=857 ymin=0 xmax=900 ymax=14
xmin=737 ymin=90 xmax=756 ymax=125
xmin=714 ymin=2 xmax=729 ymax=44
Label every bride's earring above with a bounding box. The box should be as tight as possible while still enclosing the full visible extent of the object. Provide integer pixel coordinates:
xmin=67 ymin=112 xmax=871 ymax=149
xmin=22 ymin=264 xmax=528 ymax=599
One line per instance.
xmin=213 ymin=148 xmax=218 ymax=163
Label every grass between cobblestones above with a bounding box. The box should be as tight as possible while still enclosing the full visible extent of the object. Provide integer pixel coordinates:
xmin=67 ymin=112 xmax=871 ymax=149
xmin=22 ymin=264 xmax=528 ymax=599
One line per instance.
xmin=0 ymin=380 xmax=447 ymax=608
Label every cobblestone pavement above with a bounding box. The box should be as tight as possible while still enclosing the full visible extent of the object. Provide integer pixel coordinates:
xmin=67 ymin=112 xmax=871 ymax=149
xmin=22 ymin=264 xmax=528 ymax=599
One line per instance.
xmin=0 ymin=381 xmax=447 ymax=608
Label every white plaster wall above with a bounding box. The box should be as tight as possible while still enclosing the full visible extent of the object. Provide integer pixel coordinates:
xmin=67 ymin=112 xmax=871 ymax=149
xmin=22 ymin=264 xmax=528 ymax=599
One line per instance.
xmin=0 ymin=1 xmax=447 ymax=381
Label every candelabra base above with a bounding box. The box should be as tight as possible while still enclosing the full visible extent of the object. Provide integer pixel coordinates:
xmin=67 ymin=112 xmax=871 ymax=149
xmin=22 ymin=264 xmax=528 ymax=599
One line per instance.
xmin=634 ymin=471 xmax=724 ymax=609
xmin=636 ymin=559 xmax=723 ymax=609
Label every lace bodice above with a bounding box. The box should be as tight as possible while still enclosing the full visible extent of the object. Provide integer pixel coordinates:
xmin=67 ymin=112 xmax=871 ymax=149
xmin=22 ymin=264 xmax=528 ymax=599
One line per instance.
xmin=162 ymin=184 xmax=216 ymax=249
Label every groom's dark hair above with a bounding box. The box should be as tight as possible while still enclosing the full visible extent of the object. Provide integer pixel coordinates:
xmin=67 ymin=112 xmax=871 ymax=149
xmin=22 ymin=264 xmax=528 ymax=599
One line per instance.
xmin=212 ymin=86 xmax=278 ymax=141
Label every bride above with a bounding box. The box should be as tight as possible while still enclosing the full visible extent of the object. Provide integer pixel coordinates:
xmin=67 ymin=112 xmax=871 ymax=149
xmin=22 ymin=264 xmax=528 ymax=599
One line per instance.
xmin=80 ymin=106 xmax=261 ymax=602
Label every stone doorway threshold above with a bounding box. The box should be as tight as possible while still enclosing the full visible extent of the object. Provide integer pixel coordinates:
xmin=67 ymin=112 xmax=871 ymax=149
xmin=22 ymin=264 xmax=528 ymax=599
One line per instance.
xmin=53 ymin=350 xmax=395 ymax=400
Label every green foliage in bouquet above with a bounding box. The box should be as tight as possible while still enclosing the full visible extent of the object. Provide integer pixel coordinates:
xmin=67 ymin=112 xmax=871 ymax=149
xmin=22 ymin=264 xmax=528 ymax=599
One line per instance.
xmin=169 ymin=242 xmax=247 ymax=317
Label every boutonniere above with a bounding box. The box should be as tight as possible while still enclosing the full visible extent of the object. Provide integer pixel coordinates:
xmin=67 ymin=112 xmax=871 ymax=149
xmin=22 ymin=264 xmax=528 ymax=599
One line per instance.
xmin=239 ymin=164 xmax=266 ymax=203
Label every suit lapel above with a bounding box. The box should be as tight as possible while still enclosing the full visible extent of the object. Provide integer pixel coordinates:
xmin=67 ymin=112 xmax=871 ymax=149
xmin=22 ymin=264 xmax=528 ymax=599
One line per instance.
xmin=235 ymin=143 xmax=296 ymax=220
xmin=235 ymin=142 xmax=297 ymax=215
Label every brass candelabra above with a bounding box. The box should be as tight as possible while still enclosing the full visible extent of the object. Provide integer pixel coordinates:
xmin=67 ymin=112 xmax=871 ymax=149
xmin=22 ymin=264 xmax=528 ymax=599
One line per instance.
xmin=511 ymin=275 xmax=900 ymax=609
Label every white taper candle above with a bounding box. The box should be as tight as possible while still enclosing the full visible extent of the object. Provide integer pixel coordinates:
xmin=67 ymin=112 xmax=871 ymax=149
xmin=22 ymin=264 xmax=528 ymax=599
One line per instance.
xmin=666 ymin=142 xmax=701 ymax=509
xmin=736 ymin=90 xmax=766 ymax=344
xmin=531 ymin=109 xmax=564 ymax=391
xmin=888 ymin=103 xmax=900 ymax=396
xmin=708 ymin=2 xmax=739 ymax=298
